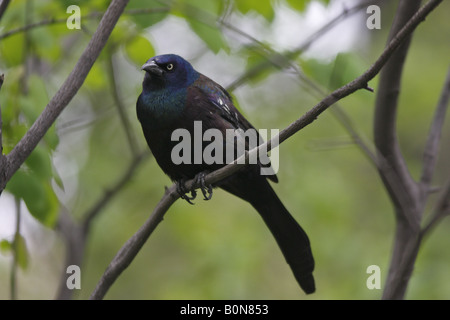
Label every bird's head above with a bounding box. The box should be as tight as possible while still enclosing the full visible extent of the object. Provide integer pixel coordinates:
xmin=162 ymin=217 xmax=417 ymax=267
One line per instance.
xmin=141 ymin=54 xmax=199 ymax=91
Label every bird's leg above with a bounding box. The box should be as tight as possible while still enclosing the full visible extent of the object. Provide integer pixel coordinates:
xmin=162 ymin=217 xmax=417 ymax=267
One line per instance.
xmin=176 ymin=179 xmax=197 ymax=205
xmin=194 ymin=171 xmax=213 ymax=201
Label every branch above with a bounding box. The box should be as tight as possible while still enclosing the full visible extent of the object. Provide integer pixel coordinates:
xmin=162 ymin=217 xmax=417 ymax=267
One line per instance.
xmin=82 ymin=151 xmax=150 ymax=229
xmin=0 ymin=0 xmax=130 ymax=193
xmin=374 ymin=0 xmax=422 ymax=222
xmin=55 ymin=150 xmax=149 ymax=300
xmin=0 ymin=7 xmax=170 ymax=41
xmin=106 ymin=50 xmax=139 ymax=156
xmin=226 ymin=0 xmax=384 ymax=91
xmin=0 ymin=0 xmax=10 ymax=21
xmin=89 ymin=0 xmax=443 ymax=300
xmin=10 ymin=197 xmax=21 ymax=300
xmin=0 ymin=73 xmax=4 ymax=156
xmin=420 ymin=66 xmax=450 ymax=190
xmin=421 ymin=177 xmax=450 ymax=236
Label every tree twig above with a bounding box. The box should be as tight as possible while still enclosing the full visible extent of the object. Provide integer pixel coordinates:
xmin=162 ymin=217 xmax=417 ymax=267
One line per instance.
xmin=227 ymin=0 xmax=385 ymax=91
xmin=0 ymin=0 xmax=10 ymax=21
xmin=106 ymin=50 xmax=139 ymax=156
xmin=420 ymin=66 xmax=450 ymax=191
xmin=0 ymin=7 xmax=170 ymax=41
xmin=0 ymin=73 xmax=4 ymax=157
xmin=374 ymin=0 xmax=422 ymax=223
xmin=55 ymin=150 xmax=150 ymax=300
xmin=10 ymin=196 xmax=21 ymax=300
xmin=89 ymin=0 xmax=443 ymax=299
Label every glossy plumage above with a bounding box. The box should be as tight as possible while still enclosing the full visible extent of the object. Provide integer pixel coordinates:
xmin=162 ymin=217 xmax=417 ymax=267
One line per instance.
xmin=136 ymin=54 xmax=315 ymax=294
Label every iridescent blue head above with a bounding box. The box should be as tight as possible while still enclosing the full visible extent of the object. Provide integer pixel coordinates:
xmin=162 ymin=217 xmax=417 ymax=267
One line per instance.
xmin=141 ymin=54 xmax=200 ymax=91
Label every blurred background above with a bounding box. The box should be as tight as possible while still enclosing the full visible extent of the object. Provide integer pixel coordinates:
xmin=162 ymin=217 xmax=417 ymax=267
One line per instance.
xmin=0 ymin=0 xmax=449 ymax=299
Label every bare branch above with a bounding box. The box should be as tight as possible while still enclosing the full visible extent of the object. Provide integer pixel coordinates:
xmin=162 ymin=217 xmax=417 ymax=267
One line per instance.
xmin=10 ymin=197 xmax=21 ymax=300
xmin=106 ymin=50 xmax=139 ymax=156
xmin=374 ymin=0 xmax=422 ymax=222
xmin=0 ymin=0 xmax=130 ymax=193
xmin=89 ymin=0 xmax=443 ymax=299
xmin=227 ymin=0 xmax=385 ymax=91
xmin=422 ymin=177 xmax=450 ymax=236
xmin=0 ymin=7 xmax=170 ymax=41
xmin=0 ymin=0 xmax=10 ymax=21
xmin=55 ymin=150 xmax=150 ymax=300
xmin=82 ymin=151 xmax=150 ymax=229
xmin=420 ymin=66 xmax=450 ymax=190
xmin=0 ymin=73 xmax=4 ymax=157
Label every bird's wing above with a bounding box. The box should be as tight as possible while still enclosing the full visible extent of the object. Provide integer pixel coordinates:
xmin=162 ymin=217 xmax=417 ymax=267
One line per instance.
xmin=189 ymin=74 xmax=278 ymax=182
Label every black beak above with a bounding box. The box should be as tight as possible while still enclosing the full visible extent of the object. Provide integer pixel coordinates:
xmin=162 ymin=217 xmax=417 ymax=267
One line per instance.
xmin=141 ymin=60 xmax=164 ymax=76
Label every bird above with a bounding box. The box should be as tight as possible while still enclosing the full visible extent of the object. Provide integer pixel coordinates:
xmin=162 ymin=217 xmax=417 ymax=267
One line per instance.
xmin=136 ymin=54 xmax=315 ymax=294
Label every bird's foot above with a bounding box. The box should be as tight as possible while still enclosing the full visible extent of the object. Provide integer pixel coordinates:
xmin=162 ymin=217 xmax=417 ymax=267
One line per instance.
xmin=176 ymin=179 xmax=197 ymax=205
xmin=176 ymin=172 xmax=213 ymax=204
xmin=194 ymin=171 xmax=213 ymax=201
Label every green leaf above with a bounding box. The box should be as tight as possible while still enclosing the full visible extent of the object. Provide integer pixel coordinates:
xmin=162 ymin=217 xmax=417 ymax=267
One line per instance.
xmin=85 ymin=61 xmax=108 ymax=90
xmin=188 ymin=20 xmax=228 ymax=53
xmin=15 ymin=234 xmax=29 ymax=270
xmin=0 ymin=33 xmax=25 ymax=67
xmin=124 ymin=34 xmax=155 ymax=67
xmin=0 ymin=236 xmax=29 ymax=270
xmin=286 ymin=0 xmax=307 ymax=12
xmin=25 ymin=146 xmax=53 ymax=181
xmin=0 ymin=239 xmax=12 ymax=254
xmin=6 ymin=170 xmax=59 ymax=228
xmin=126 ymin=0 xmax=169 ymax=29
xmin=20 ymin=75 xmax=50 ymax=124
xmin=174 ymin=0 xmax=228 ymax=53
xmin=234 ymin=0 xmax=275 ymax=22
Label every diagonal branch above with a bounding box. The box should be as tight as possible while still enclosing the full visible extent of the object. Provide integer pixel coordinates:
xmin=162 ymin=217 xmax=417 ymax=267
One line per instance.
xmin=0 ymin=7 xmax=170 ymax=41
xmin=421 ymin=177 xmax=450 ymax=236
xmin=227 ymin=0 xmax=385 ymax=91
xmin=89 ymin=0 xmax=443 ymax=300
xmin=0 ymin=0 xmax=10 ymax=21
xmin=0 ymin=0 xmax=130 ymax=193
xmin=55 ymin=150 xmax=150 ymax=300
xmin=374 ymin=0 xmax=422 ymax=223
xmin=420 ymin=66 xmax=450 ymax=190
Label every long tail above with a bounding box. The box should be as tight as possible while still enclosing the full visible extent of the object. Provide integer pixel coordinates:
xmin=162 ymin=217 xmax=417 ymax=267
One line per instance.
xmin=220 ymin=174 xmax=315 ymax=294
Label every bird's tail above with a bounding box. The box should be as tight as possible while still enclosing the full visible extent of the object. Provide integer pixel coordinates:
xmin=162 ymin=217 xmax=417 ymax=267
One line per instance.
xmin=221 ymin=174 xmax=315 ymax=294
xmin=250 ymin=181 xmax=315 ymax=294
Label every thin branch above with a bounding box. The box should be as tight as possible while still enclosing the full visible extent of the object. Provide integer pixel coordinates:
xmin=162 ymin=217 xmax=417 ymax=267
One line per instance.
xmin=421 ymin=177 xmax=450 ymax=236
xmin=0 ymin=7 xmax=170 ymax=41
xmin=82 ymin=151 xmax=150 ymax=229
xmin=10 ymin=197 xmax=21 ymax=300
xmin=420 ymin=66 xmax=450 ymax=190
xmin=0 ymin=0 xmax=130 ymax=193
xmin=227 ymin=0 xmax=385 ymax=91
xmin=0 ymin=73 xmax=4 ymax=157
xmin=55 ymin=150 xmax=150 ymax=300
xmin=90 ymin=0 xmax=443 ymax=299
xmin=106 ymin=50 xmax=139 ymax=156
xmin=0 ymin=0 xmax=10 ymax=21
xmin=374 ymin=0 xmax=423 ymax=223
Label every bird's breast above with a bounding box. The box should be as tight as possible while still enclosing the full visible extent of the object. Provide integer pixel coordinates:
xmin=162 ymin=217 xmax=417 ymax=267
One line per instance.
xmin=137 ymin=88 xmax=187 ymax=131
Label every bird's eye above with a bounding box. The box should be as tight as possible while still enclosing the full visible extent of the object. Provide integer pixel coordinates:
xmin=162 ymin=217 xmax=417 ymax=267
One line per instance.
xmin=166 ymin=63 xmax=174 ymax=71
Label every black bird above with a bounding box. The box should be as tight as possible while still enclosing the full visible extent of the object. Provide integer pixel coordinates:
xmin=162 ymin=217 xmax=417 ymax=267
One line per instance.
xmin=136 ymin=54 xmax=315 ymax=294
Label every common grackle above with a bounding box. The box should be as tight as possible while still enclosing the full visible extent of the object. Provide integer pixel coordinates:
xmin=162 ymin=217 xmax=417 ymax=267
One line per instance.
xmin=136 ymin=54 xmax=315 ymax=294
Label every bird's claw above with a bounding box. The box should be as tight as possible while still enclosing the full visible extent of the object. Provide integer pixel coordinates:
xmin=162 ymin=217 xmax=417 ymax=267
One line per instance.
xmin=195 ymin=171 xmax=213 ymax=201
xmin=176 ymin=179 xmax=197 ymax=205
xmin=176 ymin=172 xmax=213 ymax=204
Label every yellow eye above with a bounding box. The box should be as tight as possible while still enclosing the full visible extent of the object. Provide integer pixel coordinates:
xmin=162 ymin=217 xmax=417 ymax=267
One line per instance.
xmin=166 ymin=63 xmax=174 ymax=71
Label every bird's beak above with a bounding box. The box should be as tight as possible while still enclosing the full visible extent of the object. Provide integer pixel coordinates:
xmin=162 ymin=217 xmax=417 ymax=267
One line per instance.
xmin=141 ymin=60 xmax=164 ymax=76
